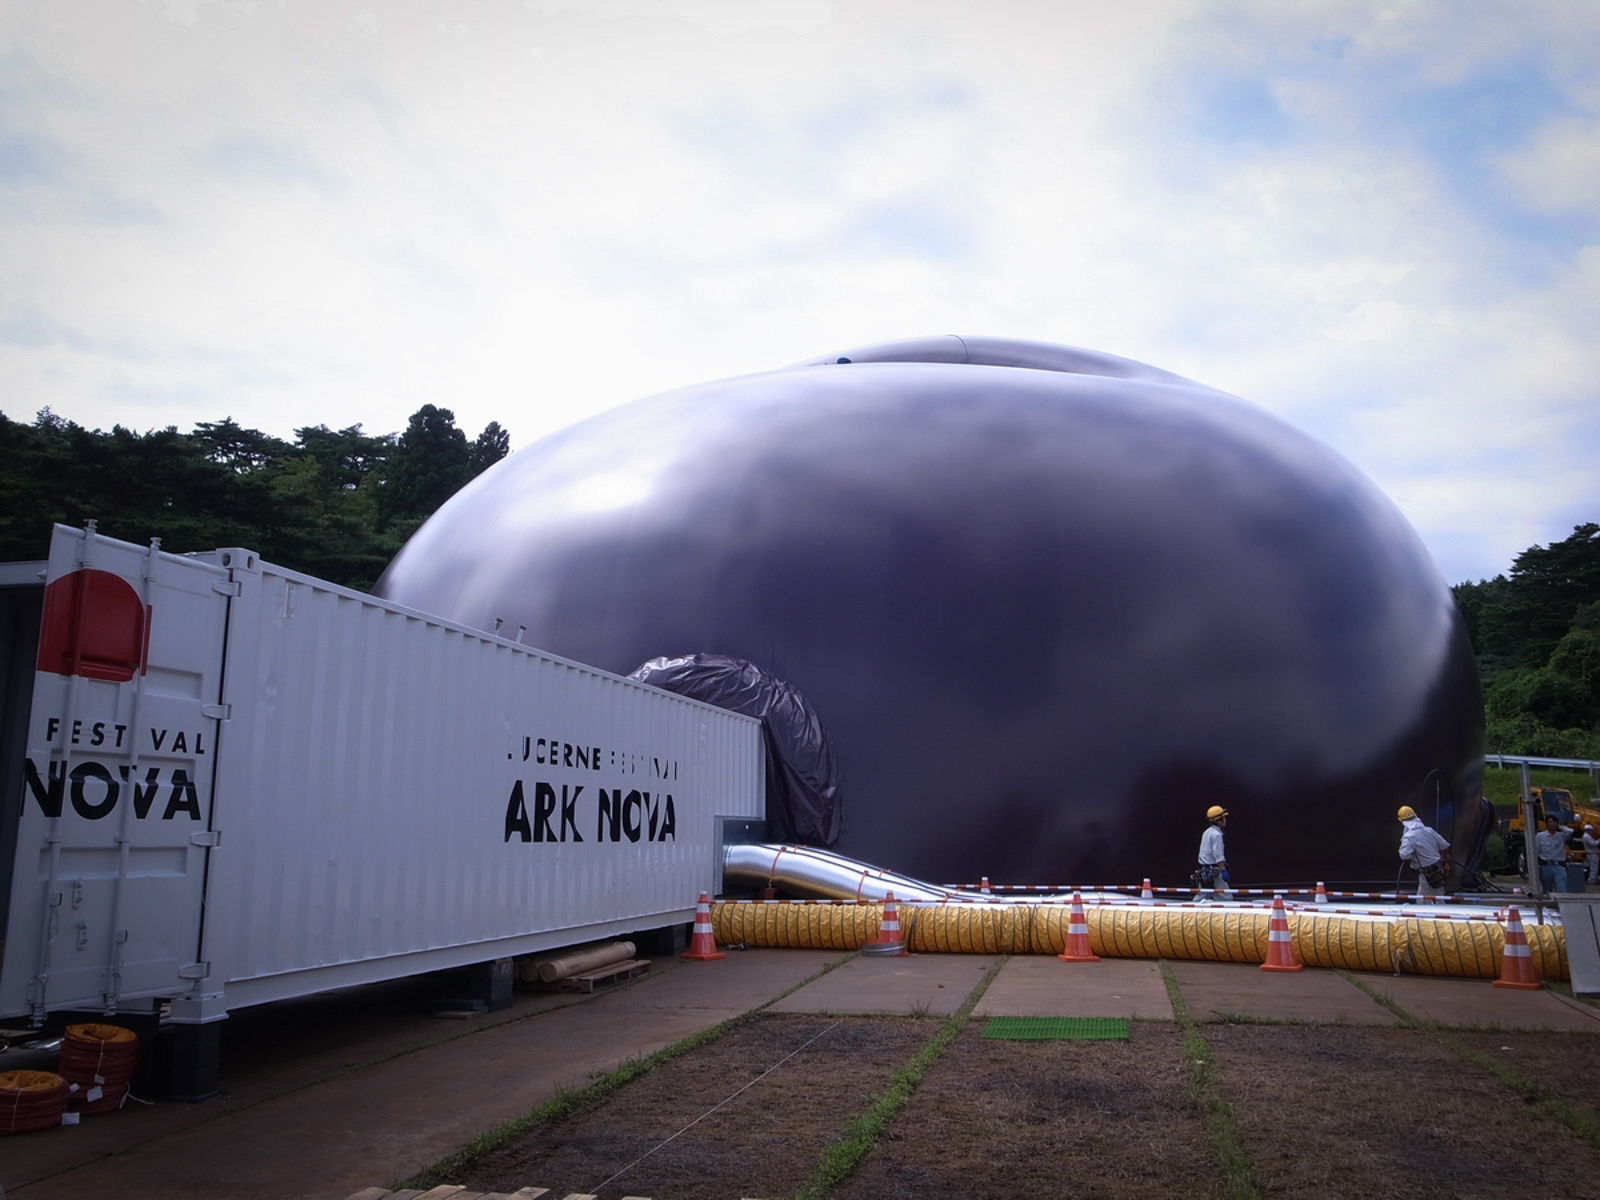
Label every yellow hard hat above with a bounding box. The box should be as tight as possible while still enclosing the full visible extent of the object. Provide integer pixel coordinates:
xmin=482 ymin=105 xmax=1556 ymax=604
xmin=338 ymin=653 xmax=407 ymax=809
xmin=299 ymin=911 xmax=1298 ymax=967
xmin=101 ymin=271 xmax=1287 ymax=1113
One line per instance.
xmin=1206 ymin=805 xmax=1228 ymax=821
xmin=1397 ymin=805 xmax=1416 ymax=821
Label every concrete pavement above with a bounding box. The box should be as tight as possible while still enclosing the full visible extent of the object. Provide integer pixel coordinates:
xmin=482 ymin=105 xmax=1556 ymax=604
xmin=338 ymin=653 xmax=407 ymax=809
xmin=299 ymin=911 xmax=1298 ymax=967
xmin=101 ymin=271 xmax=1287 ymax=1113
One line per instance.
xmin=768 ymin=951 xmax=995 ymax=1017
xmin=975 ymin=955 xmax=1174 ymax=1020
xmin=1167 ymin=959 xmax=1403 ymax=1025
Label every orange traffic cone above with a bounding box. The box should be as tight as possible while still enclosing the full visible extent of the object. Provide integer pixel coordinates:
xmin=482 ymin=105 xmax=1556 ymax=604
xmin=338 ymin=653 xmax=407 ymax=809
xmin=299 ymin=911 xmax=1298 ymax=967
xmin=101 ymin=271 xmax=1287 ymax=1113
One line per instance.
xmin=862 ymin=892 xmax=909 ymax=956
xmin=980 ymin=876 xmax=992 ymax=894
xmin=1314 ymin=881 xmax=1328 ymax=904
xmin=1058 ymin=892 xmax=1100 ymax=962
xmin=1492 ymin=907 xmax=1543 ymax=990
xmin=681 ymin=891 xmax=725 ymax=961
xmin=1259 ymin=894 xmax=1303 ymax=972
xmin=1141 ymin=878 xmax=1154 ymax=900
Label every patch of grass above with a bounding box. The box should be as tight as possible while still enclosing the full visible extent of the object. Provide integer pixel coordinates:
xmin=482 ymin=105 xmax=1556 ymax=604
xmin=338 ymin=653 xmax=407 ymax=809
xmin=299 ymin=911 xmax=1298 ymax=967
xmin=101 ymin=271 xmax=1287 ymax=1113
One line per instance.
xmin=1337 ymin=970 xmax=1600 ymax=1153
xmin=1160 ymin=961 xmax=1260 ymax=1200
xmin=1547 ymin=980 xmax=1600 ymax=1011
xmin=792 ymin=955 xmax=1008 ymax=1200
xmin=398 ymin=950 xmax=861 ymax=1191
xmin=1208 ymin=1008 xmax=1312 ymax=1027
xmin=1402 ymin=1017 xmax=1582 ymax=1034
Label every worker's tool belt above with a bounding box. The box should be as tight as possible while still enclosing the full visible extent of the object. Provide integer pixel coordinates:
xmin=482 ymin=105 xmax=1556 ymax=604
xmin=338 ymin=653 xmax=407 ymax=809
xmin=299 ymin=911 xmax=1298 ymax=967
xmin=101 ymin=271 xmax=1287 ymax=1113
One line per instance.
xmin=1420 ymin=861 xmax=1447 ymax=888
xmin=1193 ymin=864 xmax=1221 ymax=886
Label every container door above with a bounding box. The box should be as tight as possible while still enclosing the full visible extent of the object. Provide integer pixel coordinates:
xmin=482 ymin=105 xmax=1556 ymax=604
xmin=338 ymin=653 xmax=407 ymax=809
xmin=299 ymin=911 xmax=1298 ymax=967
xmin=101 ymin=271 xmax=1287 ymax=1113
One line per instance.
xmin=0 ymin=526 xmax=230 ymax=1020
xmin=0 ymin=566 xmax=46 ymax=953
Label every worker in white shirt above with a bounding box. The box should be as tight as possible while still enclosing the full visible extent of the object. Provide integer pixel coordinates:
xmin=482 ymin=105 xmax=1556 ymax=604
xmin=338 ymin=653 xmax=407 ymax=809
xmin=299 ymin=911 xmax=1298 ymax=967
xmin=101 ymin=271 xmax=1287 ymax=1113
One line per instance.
xmin=1583 ymin=823 xmax=1598 ymax=886
xmin=1194 ymin=805 xmax=1230 ymax=901
xmin=1534 ymin=815 xmax=1572 ymax=895
xmin=1396 ymin=805 xmax=1450 ymax=897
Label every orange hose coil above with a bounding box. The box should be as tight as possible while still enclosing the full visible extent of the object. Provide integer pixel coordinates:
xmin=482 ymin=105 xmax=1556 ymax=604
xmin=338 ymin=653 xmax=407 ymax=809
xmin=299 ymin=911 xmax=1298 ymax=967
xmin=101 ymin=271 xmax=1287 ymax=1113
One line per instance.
xmin=0 ymin=1070 xmax=72 ymax=1135
xmin=59 ymin=1022 xmax=140 ymax=1115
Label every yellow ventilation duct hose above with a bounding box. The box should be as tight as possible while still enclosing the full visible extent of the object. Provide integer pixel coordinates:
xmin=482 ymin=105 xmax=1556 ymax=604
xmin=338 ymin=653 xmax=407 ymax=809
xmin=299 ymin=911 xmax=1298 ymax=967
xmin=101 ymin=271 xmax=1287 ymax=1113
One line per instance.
xmin=1525 ymin=923 xmax=1568 ymax=982
xmin=713 ymin=900 xmax=875 ymax=950
xmin=1088 ymin=905 xmax=1269 ymax=963
xmin=708 ymin=900 xmax=1569 ymax=981
xmin=1292 ymin=913 xmax=1397 ymax=973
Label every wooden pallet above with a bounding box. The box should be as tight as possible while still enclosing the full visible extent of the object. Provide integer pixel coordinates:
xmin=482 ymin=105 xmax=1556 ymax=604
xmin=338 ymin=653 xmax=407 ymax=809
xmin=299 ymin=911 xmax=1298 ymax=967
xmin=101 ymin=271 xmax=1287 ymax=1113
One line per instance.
xmin=571 ymin=958 xmax=651 ymax=992
xmin=521 ymin=958 xmax=652 ymax=994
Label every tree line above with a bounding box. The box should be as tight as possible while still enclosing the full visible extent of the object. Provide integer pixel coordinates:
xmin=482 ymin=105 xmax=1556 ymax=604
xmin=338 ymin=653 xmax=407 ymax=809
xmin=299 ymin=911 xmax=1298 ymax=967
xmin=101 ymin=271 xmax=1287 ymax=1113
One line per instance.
xmin=3 ymin=405 xmax=1595 ymax=756
xmin=0 ymin=406 xmax=508 ymax=591
xmin=1453 ymin=522 xmax=1600 ymax=759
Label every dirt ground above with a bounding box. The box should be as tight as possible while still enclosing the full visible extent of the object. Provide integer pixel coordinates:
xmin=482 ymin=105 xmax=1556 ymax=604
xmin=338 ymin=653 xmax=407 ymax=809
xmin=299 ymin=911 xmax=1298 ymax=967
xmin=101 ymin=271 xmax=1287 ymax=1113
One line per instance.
xmin=454 ymin=1014 xmax=1600 ymax=1200
xmin=1206 ymin=1025 xmax=1600 ymax=1200
xmin=458 ymin=1014 xmax=933 ymax=1200
xmin=833 ymin=1021 xmax=1216 ymax=1200
xmin=1450 ymin=1028 xmax=1600 ymax=1113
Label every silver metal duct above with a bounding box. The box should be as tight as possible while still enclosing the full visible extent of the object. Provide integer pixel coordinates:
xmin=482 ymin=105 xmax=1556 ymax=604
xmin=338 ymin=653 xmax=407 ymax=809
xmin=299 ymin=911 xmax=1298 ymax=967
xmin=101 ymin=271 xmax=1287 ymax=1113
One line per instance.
xmin=719 ymin=843 xmax=1525 ymax=920
xmin=722 ymin=842 xmax=1062 ymax=904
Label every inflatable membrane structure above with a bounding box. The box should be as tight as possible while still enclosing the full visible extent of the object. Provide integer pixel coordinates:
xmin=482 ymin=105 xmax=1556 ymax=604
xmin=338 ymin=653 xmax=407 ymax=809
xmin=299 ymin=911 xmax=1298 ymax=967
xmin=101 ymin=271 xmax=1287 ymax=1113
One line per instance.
xmin=376 ymin=336 xmax=1484 ymax=887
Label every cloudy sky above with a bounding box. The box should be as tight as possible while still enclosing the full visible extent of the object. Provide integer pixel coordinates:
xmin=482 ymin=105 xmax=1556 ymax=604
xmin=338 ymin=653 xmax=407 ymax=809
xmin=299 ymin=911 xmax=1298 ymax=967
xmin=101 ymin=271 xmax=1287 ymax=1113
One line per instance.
xmin=2 ymin=0 xmax=1596 ymax=585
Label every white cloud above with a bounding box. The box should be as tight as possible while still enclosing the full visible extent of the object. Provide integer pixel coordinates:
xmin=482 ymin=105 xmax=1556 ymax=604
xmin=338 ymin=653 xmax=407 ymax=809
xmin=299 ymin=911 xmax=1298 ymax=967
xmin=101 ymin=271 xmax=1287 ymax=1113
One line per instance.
xmin=1498 ymin=116 xmax=1600 ymax=216
xmin=520 ymin=0 xmax=833 ymax=37
xmin=0 ymin=0 xmax=1595 ymax=585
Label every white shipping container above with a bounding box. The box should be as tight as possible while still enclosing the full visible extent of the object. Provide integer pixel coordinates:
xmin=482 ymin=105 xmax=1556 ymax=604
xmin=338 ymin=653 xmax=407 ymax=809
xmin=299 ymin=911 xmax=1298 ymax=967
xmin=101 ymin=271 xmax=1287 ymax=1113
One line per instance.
xmin=0 ymin=525 xmax=764 ymax=1025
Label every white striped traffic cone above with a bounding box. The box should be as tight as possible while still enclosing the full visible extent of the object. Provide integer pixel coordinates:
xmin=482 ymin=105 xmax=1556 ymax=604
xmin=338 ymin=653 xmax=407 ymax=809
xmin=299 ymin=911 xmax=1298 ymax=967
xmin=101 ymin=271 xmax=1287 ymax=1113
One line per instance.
xmin=1141 ymin=877 xmax=1153 ymax=900
xmin=862 ymin=892 xmax=908 ymax=956
xmin=1314 ymin=881 xmax=1328 ymax=904
xmin=1492 ymin=907 xmax=1542 ymax=990
xmin=681 ymin=891 xmax=725 ymax=961
xmin=1259 ymin=894 xmax=1303 ymax=972
xmin=1058 ymin=892 xmax=1100 ymax=963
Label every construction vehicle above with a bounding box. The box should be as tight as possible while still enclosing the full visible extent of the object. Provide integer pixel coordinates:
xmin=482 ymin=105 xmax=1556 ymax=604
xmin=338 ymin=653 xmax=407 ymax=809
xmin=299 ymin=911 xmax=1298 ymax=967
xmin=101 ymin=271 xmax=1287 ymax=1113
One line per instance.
xmin=1503 ymin=787 xmax=1600 ymax=874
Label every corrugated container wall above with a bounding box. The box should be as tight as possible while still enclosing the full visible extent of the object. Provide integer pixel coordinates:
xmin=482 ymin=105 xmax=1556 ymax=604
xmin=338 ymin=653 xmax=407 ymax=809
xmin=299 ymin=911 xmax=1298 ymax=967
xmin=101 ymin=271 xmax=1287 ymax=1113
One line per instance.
xmin=203 ymin=552 xmax=765 ymax=1007
xmin=1 ymin=526 xmax=763 ymax=1021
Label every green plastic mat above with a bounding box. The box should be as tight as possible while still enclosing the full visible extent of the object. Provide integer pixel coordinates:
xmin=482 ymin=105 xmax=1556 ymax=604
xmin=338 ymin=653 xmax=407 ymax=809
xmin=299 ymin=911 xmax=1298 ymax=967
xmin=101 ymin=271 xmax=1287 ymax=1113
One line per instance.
xmin=981 ymin=1016 xmax=1129 ymax=1041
